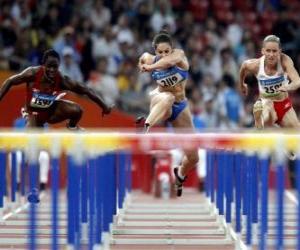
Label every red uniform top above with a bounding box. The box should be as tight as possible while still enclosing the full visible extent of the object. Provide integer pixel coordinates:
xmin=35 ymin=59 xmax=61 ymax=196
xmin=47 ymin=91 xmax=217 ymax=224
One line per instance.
xmin=26 ymin=66 xmax=63 ymax=110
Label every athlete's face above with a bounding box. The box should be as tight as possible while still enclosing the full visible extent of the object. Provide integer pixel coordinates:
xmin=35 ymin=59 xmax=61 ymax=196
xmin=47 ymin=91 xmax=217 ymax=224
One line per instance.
xmin=155 ymin=43 xmax=172 ymax=58
xmin=44 ymin=56 xmax=59 ymax=79
xmin=262 ymin=41 xmax=281 ymax=66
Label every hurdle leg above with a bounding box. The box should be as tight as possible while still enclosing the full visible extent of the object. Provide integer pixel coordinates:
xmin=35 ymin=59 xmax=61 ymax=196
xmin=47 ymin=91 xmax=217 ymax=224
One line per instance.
xmin=51 ymin=156 xmax=60 ymax=250
xmin=259 ymin=153 xmax=269 ymax=250
xmin=0 ymin=151 xmax=6 ymax=223
xmin=296 ymin=156 xmax=300 ymax=250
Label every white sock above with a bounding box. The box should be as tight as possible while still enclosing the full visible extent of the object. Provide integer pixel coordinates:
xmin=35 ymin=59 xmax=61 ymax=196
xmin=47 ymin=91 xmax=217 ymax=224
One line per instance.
xmin=177 ymin=167 xmax=185 ymax=179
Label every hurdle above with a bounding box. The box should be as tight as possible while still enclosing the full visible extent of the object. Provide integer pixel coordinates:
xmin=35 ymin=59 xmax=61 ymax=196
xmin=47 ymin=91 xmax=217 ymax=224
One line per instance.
xmin=0 ymin=131 xmax=299 ymax=250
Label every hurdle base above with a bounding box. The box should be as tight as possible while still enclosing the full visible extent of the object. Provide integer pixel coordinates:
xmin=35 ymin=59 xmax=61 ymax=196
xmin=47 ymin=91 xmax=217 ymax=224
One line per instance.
xmin=66 ymin=244 xmax=74 ymax=250
xmin=0 ymin=208 xmax=3 ymax=224
xmin=101 ymin=231 xmax=111 ymax=250
xmin=252 ymin=223 xmax=258 ymax=245
xmin=81 ymin=222 xmax=88 ymax=243
xmin=93 ymin=244 xmax=102 ymax=250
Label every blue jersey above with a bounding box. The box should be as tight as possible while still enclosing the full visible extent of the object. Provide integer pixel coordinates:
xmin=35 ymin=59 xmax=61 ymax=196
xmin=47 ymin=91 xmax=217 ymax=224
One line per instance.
xmin=151 ymin=57 xmax=188 ymax=87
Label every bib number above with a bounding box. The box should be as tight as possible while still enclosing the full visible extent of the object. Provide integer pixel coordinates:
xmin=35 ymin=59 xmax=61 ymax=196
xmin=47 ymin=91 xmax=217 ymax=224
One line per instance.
xmin=30 ymin=92 xmax=56 ymax=108
xmin=263 ymin=83 xmax=282 ymax=94
xmin=158 ymin=73 xmax=183 ymax=87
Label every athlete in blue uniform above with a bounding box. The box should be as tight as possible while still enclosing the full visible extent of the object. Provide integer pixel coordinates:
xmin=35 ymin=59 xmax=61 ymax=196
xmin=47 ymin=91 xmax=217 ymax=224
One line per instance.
xmin=138 ymin=30 xmax=199 ymax=196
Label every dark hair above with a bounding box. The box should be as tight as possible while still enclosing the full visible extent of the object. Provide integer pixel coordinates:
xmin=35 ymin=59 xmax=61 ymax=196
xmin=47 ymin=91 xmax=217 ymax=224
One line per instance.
xmin=42 ymin=49 xmax=60 ymax=64
xmin=152 ymin=30 xmax=172 ymax=49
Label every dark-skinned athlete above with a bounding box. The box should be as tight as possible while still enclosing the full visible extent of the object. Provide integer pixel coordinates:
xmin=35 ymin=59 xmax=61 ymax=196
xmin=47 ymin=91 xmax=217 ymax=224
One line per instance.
xmin=0 ymin=49 xmax=113 ymax=129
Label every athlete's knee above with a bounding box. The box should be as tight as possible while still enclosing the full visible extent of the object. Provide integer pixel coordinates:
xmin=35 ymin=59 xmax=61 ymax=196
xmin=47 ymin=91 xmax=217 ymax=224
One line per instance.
xmin=253 ymin=99 xmax=263 ymax=116
xmin=70 ymin=104 xmax=83 ymax=118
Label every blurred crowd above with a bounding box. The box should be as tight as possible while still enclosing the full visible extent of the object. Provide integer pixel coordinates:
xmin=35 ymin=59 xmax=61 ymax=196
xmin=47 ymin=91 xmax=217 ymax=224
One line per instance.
xmin=1 ymin=0 xmax=300 ymax=129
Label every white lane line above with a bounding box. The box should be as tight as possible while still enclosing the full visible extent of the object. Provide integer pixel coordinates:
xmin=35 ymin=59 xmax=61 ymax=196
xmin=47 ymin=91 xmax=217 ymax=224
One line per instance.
xmin=285 ymin=190 xmax=298 ymax=205
xmin=2 ymin=192 xmax=45 ymax=221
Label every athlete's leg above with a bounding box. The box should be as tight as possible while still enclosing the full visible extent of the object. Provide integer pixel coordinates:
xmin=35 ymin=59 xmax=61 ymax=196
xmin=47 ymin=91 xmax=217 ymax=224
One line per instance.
xmin=253 ymin=99 xmax=264 ymax=129
xmin=26 ymin=114 xmax=44 ymax=128
xmin=171 ymin=107 xmax=198 ymax=175
xmin=144 ymin=92 xmax=175 ymax=131
xmin=48 ymin=100 xmax=83 ymax=128
xmin=280 ymin=107 xmax=300 ymax=181
xmin=253 ymin=99 xmax=275 ymax=128
xmin=171 ymin=107 xmax=199 ymax=196
xmin=21 ymin=113 xmax=43 ymax=203
xmin=279 ymin=108 xmax=300 ymax=129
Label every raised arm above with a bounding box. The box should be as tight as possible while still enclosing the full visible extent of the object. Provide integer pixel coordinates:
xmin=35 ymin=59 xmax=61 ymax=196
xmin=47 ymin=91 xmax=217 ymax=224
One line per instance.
xmin=281 ymin=54 xmax=300 ymax=91
xmin=0 ymin=67 xmax=35 ymax=102
xmin=138 ymin=52 xmax=155 ymax=70
xmin=61 ymin=76 xmax=112 ymax=115
xmin=141 ymin=49 xmax=188 ymax=71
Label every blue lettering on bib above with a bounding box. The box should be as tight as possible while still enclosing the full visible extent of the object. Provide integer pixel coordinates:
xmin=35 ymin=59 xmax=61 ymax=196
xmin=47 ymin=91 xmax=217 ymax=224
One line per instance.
xmin=30 ymin=92 xmax=57 ymax=108
xmin=259 ymin=75 xmax=284 ymax=86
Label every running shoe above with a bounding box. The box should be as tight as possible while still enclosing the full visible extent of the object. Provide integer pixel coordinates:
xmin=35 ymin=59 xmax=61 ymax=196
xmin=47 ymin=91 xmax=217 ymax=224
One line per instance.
xmin=173 ymin=167 xmax=187 ymax=197
xmin=135 ymin=116 xmax=149 ymax=133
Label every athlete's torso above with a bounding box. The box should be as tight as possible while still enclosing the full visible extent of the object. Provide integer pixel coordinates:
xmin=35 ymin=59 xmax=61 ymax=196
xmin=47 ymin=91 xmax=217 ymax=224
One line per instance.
xmin=151 ymin=56 xmax=188 ymax=101
xmin=26 ymin=66 xmax=63 ymax=109
xmin=256 ymin=56 xmax=289 ymax=100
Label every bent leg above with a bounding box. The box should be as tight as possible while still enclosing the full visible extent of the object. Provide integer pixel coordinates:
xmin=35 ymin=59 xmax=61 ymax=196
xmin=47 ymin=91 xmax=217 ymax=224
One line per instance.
xmin=171 ymin=107 xmax=199 ymax=196
xmin=253 ymin=99 xmax=275 ymax=129
xmin=27 ymin=114 xmax=44 ymax=128
xmin=145 ymin=92 xmax=175 ymax=130
xmin=253 ymin=99 xmax=264 ymax=129
xmin=280 ymin=107 xmax=300 ymax=182
xmin=47 ymin=100 xmax=83 ymax=128
xmin=171 ymin=107 xmax=199 ymax=176
xmin=280 ymin=108 xmax=300 ymax=129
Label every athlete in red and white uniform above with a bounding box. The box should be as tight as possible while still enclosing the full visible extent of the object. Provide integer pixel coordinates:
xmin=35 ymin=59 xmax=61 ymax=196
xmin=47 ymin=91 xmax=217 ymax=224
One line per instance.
xmin=0 ymin=49 xmax=113 ymax=128
xmin=239 ymin=35 xmax=300 ymax=129
xmin=0 ymin=49 xmax=113 ymax=203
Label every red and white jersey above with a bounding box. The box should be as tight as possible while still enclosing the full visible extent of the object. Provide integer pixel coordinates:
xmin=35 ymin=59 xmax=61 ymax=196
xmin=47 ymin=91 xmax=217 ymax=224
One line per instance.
xmin=26 ymin=67 xmax=63 ymax=109
xmin=256 ymin=56 xmax=289 ymax=98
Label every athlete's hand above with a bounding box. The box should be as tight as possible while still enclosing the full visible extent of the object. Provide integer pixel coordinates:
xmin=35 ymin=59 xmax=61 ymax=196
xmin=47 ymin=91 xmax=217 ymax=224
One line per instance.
xmin=140 ymin=64 xmax=154 ymax=72
xmin=240 ymin=83 xmax=248 ymax=96
xmin=138 ymin=59 xmax=144 ymax=72
xmin=277 ymin=85 xmax=288 ymax=92
xmin=102 ymin=104 xmax=114 ymax=116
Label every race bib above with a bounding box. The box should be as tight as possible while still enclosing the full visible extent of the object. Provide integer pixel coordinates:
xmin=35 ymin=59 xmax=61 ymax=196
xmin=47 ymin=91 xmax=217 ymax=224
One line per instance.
xmin=157 ymin=72 xmax=184 ymax=87
xmin=30 ymin=92 xmax=57 ymax=108
xmin=261 ymin=83 xmax=283 ymax=96
xmin=259 ymin=75 xmax=285 ymax=97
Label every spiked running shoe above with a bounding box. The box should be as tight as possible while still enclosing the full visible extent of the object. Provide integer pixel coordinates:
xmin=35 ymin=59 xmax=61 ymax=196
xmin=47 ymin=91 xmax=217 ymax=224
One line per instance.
xmin=173 ymin=167 xmax=187 ymax=197
xmin=135 ymin=116 xmax=150 ymax=133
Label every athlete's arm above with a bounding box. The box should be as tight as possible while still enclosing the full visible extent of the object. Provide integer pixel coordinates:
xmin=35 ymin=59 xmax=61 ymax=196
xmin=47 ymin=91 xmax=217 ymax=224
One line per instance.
xmin=239 ymin=59 xmax=257 ymax=96
xmin=141 ymin=49 xmax=187 ymax=71
xmin=0 ymin=67 xmax=35 ymax=102
xmin=61 ymin=75 xmax=113 ymax=115
xmin=281 ymin=54 xmax=300 ymax=91
xmin=138 ymin=52 xmax=155 ymax=71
